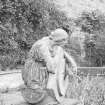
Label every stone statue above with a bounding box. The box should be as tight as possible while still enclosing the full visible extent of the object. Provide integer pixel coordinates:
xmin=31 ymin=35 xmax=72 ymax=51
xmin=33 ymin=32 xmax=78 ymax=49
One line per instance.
xmin=47 ymin=29 xmax=80 ymax=105
xmin=21 ymin=28 xmax=80 ymax=105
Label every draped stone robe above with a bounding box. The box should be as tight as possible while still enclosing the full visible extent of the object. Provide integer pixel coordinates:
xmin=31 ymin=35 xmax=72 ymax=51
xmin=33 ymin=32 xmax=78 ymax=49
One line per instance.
xmin=47 ymin=46 xmax=69 ymax=101
xmin=21 ymin=37 xmax=58 ymax=104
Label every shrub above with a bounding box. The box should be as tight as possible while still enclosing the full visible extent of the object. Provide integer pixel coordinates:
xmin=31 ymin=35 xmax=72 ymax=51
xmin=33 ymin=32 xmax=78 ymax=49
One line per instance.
xmin=75 ymin=10 xmax=105 ymax=66
xmin=0 ymin=0 xmax=73 ymax=70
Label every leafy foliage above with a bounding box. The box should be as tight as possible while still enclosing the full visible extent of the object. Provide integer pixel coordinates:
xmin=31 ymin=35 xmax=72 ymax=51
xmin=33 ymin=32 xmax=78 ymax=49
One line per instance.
xmin=0 ymin=0 xmax=72 ymax=70
xmin=67 ymin=76 xmax=105 ymax=105
xmin=75 ymin=10 xmax=105 ymax=66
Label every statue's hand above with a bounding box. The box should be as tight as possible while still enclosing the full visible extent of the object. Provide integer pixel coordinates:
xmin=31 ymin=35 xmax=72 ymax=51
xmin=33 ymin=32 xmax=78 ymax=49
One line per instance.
xmin=71 ymin=65 xmax=77 ymax=75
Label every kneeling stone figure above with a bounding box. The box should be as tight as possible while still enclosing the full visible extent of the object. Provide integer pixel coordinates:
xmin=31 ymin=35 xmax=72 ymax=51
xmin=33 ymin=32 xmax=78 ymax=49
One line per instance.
xmin=21 ymin=28 xmax=80 ymax=105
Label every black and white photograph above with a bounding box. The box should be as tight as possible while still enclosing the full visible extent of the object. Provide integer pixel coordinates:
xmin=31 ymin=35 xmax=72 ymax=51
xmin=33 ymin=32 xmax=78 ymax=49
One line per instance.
xmin=0 ymin=0 xmax=105 ymax=105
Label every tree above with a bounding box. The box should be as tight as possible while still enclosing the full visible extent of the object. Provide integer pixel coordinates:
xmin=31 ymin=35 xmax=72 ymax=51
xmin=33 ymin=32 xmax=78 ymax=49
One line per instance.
xmin=0 ymin=0 xmax=73 ymax=70
xmin=75 ymin=10 xmax=105 ymax=66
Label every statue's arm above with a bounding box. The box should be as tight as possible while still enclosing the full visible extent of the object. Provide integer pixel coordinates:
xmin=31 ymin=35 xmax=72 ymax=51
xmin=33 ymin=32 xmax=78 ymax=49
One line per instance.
xmin=64 ymin=51 xmax=77 ymax=74
xmin=64 ymin=51 xmax=77 ymax=66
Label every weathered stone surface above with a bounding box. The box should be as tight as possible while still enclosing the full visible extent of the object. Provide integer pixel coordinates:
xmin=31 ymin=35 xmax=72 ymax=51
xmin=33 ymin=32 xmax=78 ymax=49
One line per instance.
xmin=1 ymin=91 xmax=26 ymax=105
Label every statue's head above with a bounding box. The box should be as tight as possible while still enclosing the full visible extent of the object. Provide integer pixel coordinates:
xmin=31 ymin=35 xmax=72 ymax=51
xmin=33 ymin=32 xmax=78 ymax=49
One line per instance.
xmin=49 ymin=28 xmax=68 ymax=46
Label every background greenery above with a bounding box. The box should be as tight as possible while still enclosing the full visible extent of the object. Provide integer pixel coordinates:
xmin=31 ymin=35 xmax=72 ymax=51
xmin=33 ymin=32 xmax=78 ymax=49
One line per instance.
xmin=0 ymin=0 xmax=105 ymax=70
xmin=0 ymin=0 xmax=72 ymax=70
xmin=67 ymin=76 xmax=105 ymax=105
